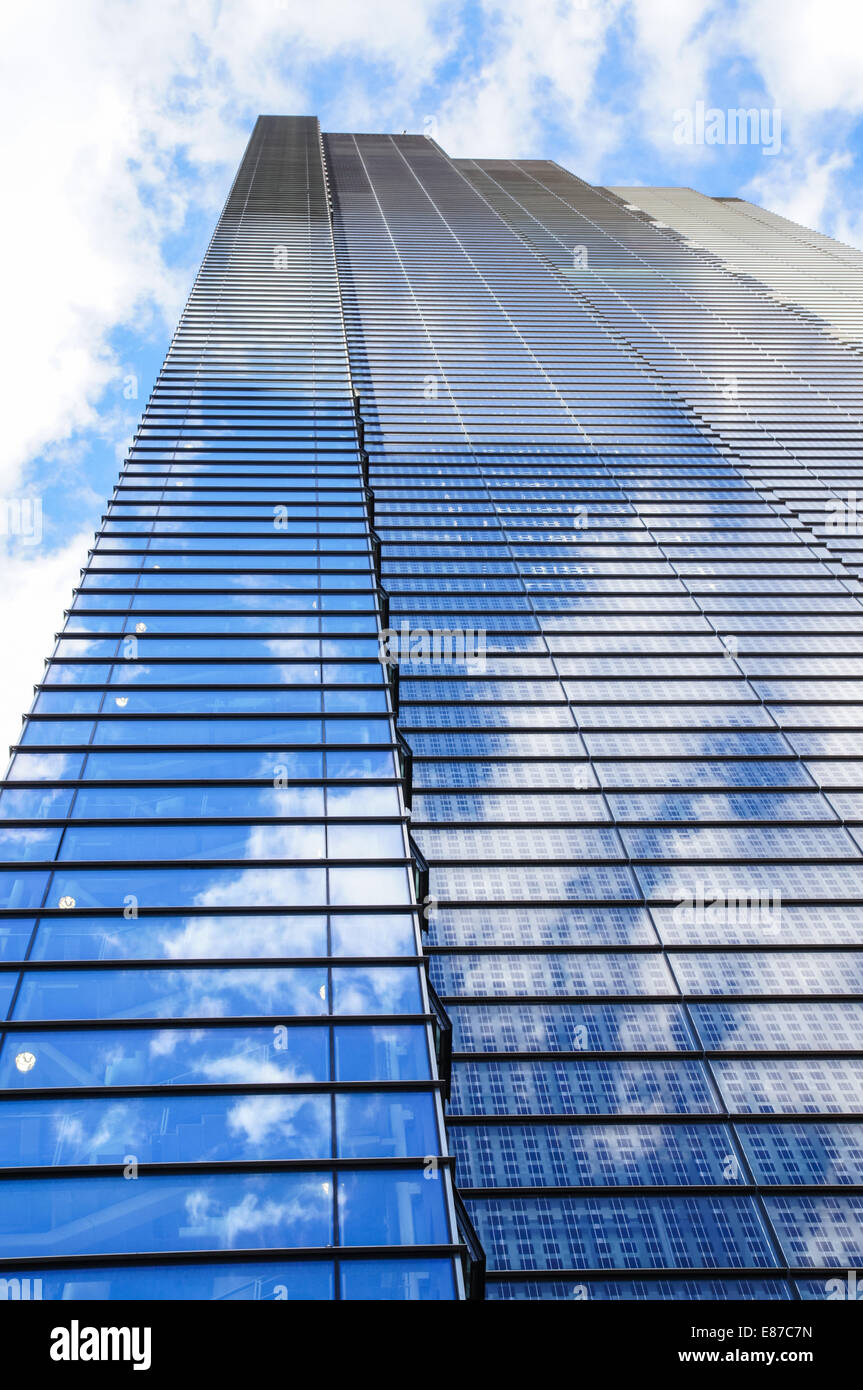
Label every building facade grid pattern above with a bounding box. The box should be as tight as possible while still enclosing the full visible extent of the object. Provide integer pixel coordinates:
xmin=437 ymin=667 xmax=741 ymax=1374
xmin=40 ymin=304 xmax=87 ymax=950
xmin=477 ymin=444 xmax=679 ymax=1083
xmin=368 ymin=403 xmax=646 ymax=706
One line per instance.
xmin=0 ymin=115 xmax=861 ymax=1300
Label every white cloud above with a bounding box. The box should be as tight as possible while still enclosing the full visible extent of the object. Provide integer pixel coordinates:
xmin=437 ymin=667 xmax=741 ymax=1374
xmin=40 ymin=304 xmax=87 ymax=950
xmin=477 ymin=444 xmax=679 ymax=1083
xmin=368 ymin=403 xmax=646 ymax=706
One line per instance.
xmin=625 ymin=0 xmax=719 ymax=150
xmin=0 ymin=530 xmax=91 ymax=755
xmin=436 ymin=0 xmax=624 ymax=174
xmin=731 ymin=0 xmax=863 ymax=114
xmin=621 ymin=0 xmax=863 ymax=244
xmin=0 ymin=0 xmax=461 ymax=487
xmin=744 ymin=149 xmax=855 ymax=238
xmin=732 ymin=3 xmax=863 ymax=247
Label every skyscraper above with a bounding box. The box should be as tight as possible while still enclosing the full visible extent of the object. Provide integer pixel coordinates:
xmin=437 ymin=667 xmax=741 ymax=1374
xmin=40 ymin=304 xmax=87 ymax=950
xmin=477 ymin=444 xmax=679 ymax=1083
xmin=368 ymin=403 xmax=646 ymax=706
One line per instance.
xmin=0 ymin=116 xmax=861 ymax=1302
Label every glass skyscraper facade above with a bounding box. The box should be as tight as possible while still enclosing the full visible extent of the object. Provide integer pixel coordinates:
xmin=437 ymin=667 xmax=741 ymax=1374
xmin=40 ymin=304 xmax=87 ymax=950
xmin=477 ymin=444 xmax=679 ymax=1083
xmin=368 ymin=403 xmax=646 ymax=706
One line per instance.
xmin=0 ymin=115 xmax=861 ymax=1301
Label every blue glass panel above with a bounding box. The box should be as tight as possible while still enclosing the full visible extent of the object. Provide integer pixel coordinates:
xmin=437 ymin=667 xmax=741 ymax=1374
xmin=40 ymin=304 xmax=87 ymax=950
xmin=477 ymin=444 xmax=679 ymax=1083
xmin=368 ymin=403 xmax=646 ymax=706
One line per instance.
xmin=92 ymin=718 xmax=323 ymax=746
xmin=330 ymin=914 xmax=417 ymax=957
xmin=450 ymin=1123 xmax=742 ymax=1188
xmin=57 ymin=823 xmax=327 ymax=862
xmin=33 ymin=692 xmax=102 ymax=714
xmin=331 ymin=967 xmax=422 ymax=1014
xmin=81 ymin=750 xmax=324 ymax=780
xmin=796 ymin=1275 xmax=862 ymax=1301
xmin=0 ymin=1026 xmax=329 ymax=1088
xmin=692 ymin=1002 xmax=863 ymax=1052
xmin=450 ymin=1060 xmax=719 ymax=1116
xmin=28 ymin=913 xmax=327 ymax=961
xmin=328 ymin=867 xmax=411 ymax=906
xmin=0 ymin=789 xmax=74 ymax=818
xmin=0 ymin=972 xmax=17 ymax=1017
xmin=334 ymin=1026 xmax=431 ymax=1081
xmin=70 ymin=785 xmax=325 ymax=820
xmin=0 ymin=1093 xmax=333 ymax=1166
xmin=21 ymin=721 xmax=93 ymax=747
xmin=489 ymin=1278 xmax=789 ymax=1301
xmin=468 ymin=1195 xmax=778 ymax=1270
xmin=339 ymin=1259 xmax=456 ymax=1300
xmin=325 ymin=718 xmax=390 ymax=744
xmin=714 ymin=1059 xmax=863 ymax=1114
xmin=0 ymin=871 xmax=50 ymax=911
xmin=431 ymin=952 xmax=673 ymax=997
xmin=449 ymin=1002 xmax=694 ymax=1053
xmin=12 ymin=966 xmax=329 ymax=1021
xmin=5 ymin=753 xmax=85 ymax=781
xmin=338 ymin=1170 xmax=450 ymax=1246
xmin=336 ymin=1093 xmax=439 ymax=1159
xmin=738 ymin=1123 xmax=863 ymax=1186
xmin=0 ymin=828 xmax=62 ymax=861
xmin=44 ymin=865 xmax=327 ymax=911
xmin=0 ymin=1261 xmax=336 ymax=1300
xmin=78 ymin=689 xmax=323 ymax=716
xmin=486 ymin=1278 xmax=793 ymax=1300
xmin=767 ymin=1195 xmax=863 ymax=1268
xmin=0 ymin=919 xmax=35 ymax=962
xmin=325 ymin=750 xmax=396 ymax=778
xmin=0 ymin=1172 xmax=334 ymax=1257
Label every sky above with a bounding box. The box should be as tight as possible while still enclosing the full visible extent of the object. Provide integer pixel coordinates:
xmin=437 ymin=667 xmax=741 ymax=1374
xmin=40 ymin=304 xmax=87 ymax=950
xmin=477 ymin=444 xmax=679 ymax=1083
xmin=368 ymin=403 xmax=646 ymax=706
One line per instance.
xmin=2 ymin=0 xmax=863 ymax=746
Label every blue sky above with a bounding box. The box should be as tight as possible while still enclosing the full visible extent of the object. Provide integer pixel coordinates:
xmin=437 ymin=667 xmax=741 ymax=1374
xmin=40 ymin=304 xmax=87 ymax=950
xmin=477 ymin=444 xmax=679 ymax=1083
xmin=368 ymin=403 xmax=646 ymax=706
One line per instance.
xmin=2 ymin=0 xmax=863 ymax=738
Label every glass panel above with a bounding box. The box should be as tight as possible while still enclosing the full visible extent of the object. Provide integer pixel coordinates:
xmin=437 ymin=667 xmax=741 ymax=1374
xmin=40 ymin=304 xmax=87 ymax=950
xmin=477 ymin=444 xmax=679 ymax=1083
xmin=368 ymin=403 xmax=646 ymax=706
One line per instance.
xmin=0 ymin=1173 xmax=334 ymax=1257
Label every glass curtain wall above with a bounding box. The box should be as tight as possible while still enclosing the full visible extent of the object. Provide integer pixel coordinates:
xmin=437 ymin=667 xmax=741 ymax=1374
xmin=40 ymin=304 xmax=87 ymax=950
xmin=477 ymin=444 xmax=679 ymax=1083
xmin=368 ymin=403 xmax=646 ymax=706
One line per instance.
xmin=325 ymin=132 xmax=863 ymax=1301
xmin=2 ymin=112 xmax=862 ymax=1303
xmin=0 ymin=116 xmax=462 ymax=1302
